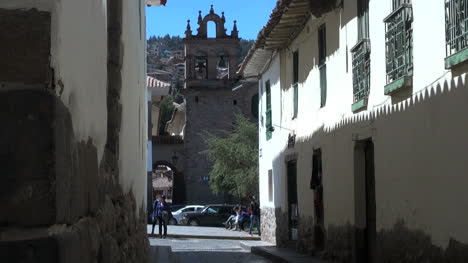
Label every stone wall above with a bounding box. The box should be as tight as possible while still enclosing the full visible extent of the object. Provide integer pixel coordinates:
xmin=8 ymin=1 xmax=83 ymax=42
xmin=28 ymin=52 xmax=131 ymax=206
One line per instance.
xmin=260 ymin=207 xmax=289 ymax=246
xmin=260 ymin=207 xmax=277 ymax=244
xmin=321 ymin=221 xmax=468 ymax=263
xmin=0 ymin=6 xmax=149 ymax=263
xmin=183 ymin=89 xmax=235 ymax=204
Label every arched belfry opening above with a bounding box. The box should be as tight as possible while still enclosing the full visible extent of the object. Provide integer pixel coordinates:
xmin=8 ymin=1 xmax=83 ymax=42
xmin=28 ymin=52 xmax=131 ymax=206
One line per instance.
xmin=207 ymin=21 xmax=217 ymax=38
xmin=184 ymin=5 xmax=239 ymax=81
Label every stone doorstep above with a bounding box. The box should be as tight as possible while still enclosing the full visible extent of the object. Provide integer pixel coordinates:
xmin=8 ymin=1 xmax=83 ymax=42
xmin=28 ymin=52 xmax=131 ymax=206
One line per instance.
xmin=243 ymin=243 xmax=327 ymax=263
xmin=148 ymin=233 xmax=261 ymax=241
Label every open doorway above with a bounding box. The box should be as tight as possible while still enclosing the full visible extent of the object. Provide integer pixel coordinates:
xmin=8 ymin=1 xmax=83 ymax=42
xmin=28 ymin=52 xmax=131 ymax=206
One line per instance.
xmin=311 ymin=149 xmax=325 ymax=250
xmin=287 ymin=160 xmax=299 ymax=241
xmin=354 ymin=139 xmax=376 ymax=263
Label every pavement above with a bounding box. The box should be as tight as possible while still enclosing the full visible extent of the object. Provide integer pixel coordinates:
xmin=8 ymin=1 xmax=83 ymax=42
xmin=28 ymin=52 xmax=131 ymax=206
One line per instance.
xmin=147 ymin=225 xmax=261 ymax=240
xmin=149 ymin=238 xmax=273 ymax=263
xmin=148 ymin=226 xmax=326 ymax=263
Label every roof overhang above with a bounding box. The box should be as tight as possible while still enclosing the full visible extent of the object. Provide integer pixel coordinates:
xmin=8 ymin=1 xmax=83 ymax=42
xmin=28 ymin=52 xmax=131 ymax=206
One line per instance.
xmin=146 ymin=0 xmax=167 ymax=6
xmin=239 ymin=0 xmax=340 ymax=78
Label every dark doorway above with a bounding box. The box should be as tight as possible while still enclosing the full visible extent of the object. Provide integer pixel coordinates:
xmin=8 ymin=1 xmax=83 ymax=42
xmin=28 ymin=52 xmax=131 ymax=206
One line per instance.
xmin=311 ymin=149 xmax=325 ymax=250
xmin=354 ymin=139 xmax=376 ymax=263
xmin=287 ymin=160 xmax=298 ymax=241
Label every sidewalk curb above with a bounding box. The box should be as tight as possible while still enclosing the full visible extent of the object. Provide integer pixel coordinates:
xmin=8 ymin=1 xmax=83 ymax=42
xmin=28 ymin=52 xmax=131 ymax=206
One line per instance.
xmin=148 ymin=234 xmax=261 ymax=241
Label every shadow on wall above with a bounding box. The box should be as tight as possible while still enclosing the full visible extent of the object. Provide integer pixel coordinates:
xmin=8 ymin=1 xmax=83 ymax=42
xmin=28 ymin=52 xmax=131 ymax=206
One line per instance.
xmin=324 ymin=220 xmax=468 ymax=263
xmin=284 ymin=8 xmax=342 ymax=91
xmin=269 ymin=73 xmax=468 ymax=261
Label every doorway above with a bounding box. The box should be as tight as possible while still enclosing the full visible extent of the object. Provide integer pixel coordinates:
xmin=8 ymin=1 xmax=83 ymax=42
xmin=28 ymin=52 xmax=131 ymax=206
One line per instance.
xmin=354 ymin=139 xmax=376 ymax=263
xmin=287 ymin=160 xmax=298 ymax=241
xmin=311 ymin=149 xmax=325 ymax=250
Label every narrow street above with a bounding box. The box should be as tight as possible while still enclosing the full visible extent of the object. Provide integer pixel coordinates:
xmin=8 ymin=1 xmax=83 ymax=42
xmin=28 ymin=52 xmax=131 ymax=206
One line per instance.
xmin=148 ymin=225 xmax=270 ymax=262
xmin=150 ymin=238 xmax=273 ymax=263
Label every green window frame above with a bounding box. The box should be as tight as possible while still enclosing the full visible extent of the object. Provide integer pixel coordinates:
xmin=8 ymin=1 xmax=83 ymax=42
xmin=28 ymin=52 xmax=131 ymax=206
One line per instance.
xmin=445 ymin=0 xmax=468 ymax=68
xmin=383 ymin=0 xmax=413 ymax=95
xmin=351 ymin=0 xmax=371 ymax=112
xmin=293 ymin=50 xmax=299 ymax=118
xmin=265 ymin=80 xmax=273 ymax=141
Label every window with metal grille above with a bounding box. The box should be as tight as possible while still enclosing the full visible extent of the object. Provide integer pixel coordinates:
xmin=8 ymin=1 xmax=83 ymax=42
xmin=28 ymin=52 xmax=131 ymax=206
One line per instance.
xmin=351 ymin=0 xmax=371 ymax=111
xmin=445 ymin=0 xmax=468 ymax=68
xmin=384 ymin=0 xmax=413 ymax=85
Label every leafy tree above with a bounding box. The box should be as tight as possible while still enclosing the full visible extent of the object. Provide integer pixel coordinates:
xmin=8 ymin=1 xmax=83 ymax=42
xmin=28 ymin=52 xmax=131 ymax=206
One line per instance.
xmin=203 ymin=114 xmax=259 ymax=201
xmin=239 ymin=39 xmax=255 ymax=64
xmin=156 ymin=95 xmax=175 ymax=135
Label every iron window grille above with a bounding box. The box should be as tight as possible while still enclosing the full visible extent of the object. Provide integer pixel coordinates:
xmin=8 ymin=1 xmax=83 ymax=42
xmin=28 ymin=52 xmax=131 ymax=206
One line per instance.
xmin=351 ymin=39 xmax=371 ymax=103
xmin=384 ymin=3 xmax=413 ymax=85
xmin=445 ymin=0 xmax=468 ymax=57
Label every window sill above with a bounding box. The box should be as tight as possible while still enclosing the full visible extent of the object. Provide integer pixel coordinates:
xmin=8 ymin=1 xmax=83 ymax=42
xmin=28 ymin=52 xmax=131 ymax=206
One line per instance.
xmin=445 ymin=47 xmax=468 ymax=69
xmin=384 ymin=75 xmax=412 ymax=96
xmin=351 ymin=98 xmax=368 ymax=113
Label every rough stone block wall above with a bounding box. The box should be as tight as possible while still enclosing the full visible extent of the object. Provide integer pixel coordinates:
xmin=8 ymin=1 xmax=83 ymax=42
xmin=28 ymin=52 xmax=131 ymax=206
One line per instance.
xmin=260 ymin=207 xmax=289 ymax=246
xmin=260 ymin=207 xmax=277 ymax=244
xmin=0 ymin=9 xmax=51 ymax=84
xmin=0 ymin=7 xmax=149 ymax=263
xmin=321 ymin=221 xmax=468 ymax=263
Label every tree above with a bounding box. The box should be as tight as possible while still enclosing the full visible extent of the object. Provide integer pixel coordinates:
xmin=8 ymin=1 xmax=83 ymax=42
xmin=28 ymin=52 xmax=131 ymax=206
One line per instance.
xmin=203 ymin=114 xmax=259 ymax=201
xmin=156 ymin=95 xmax=175 ymax=135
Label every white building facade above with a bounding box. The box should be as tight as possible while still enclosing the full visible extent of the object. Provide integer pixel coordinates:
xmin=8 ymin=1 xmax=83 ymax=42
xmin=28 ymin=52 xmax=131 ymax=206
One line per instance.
xmin=241 ymin=0 xmax=468 ymax=262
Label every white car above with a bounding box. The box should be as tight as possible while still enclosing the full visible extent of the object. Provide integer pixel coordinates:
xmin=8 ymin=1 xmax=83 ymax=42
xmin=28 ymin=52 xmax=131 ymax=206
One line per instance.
xmin=169 ymin=205 xmax=204 ymax=225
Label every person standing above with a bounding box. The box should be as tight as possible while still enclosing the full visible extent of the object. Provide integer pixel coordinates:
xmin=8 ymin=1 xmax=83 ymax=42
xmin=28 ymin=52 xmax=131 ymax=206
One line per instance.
xmin=151 ymin=198 xmax=158 ymax=235
xmin=249 ymin=196 xmax=261 ymax=236
xmin=156 ymin=195 xmax=171 ymax=238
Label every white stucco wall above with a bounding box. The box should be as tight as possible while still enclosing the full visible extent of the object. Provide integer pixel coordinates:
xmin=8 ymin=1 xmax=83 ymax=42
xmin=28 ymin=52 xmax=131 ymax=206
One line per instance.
xmin=119 ymin=0 xmax=148 ymax=209
xmin=258 ymin=0 xmax=468 ymax=247
xmin=50 ymin=0 xmax=108 ymax=161
xmin=5 ymin=0 xmax=149 ymax=211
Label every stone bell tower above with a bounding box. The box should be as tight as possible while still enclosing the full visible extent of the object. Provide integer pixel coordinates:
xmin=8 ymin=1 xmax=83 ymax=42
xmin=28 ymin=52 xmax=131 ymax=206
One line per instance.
xmin=182 ymin=6 xmax=241 ymax=204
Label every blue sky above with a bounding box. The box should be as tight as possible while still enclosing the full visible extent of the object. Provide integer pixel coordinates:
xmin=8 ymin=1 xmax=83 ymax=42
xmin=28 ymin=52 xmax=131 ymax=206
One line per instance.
xmin=146 ymin=0 xmax=277 ymax=40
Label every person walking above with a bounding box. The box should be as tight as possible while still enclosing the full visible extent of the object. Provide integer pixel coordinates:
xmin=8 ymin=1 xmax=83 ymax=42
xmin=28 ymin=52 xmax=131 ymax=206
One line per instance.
xmin=155 ymin=195 xmax=171 ymax=238
xmin=249 ymin=196 xmax=261 ymax=236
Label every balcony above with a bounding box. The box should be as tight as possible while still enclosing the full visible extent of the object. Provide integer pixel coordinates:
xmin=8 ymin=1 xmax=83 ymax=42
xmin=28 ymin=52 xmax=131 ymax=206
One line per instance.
xmin=445 ymin=0 xmax=468 ymax=68
xmin=350 ymin=38 xmax=371 ymax=112
xmin=383 ymin=4 xmax=413 ymax=95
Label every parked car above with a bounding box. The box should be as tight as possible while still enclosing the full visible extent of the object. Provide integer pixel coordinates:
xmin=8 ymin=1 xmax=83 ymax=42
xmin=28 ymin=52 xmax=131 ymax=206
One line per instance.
xmin=149 ymin=204 xmax=185 ymax=224
xmin=170 ymin=204 xmax=186 ymax=213
xmin=179 ymin=204 xmax=237 ymax=227
xmin=169 ymin=205 xmax=204 ymax=225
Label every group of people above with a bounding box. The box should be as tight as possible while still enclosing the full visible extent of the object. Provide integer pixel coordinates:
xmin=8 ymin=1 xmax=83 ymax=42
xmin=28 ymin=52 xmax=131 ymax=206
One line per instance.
xmin=151 ymin=195 xmax=261 ymax=238
xmin=151 ymin=195 xmax=171 ymax=238
xmin=223 ymin=197 xmax=261 ymax=236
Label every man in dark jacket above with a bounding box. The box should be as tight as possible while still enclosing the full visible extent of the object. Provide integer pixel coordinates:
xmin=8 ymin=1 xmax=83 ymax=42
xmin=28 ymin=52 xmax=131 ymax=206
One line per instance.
xmin=249 ymin=196 xmax=261 ymax=236
xmin=151 ymin=195 xmax=171 ymax=238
